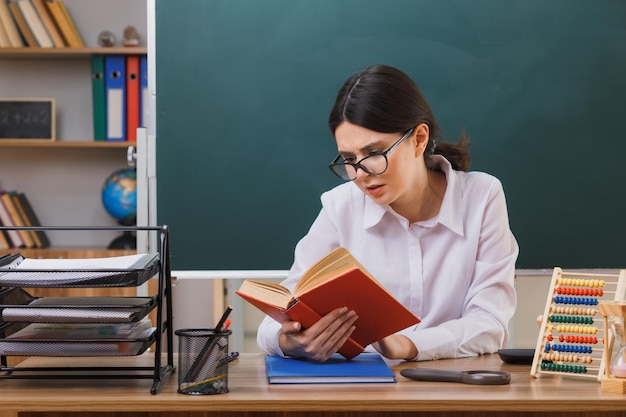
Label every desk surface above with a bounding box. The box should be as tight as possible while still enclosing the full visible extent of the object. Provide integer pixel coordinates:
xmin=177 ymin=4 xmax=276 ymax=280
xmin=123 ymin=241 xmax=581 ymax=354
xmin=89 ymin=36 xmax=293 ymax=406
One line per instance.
xmin=0 ymin=353 xmax=624 ymax=416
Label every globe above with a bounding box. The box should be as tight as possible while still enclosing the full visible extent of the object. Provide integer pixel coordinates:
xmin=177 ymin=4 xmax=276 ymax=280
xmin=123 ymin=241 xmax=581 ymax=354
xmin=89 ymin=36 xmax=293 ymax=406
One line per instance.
xmin=101 ymin=168 xmax=137 ymax=226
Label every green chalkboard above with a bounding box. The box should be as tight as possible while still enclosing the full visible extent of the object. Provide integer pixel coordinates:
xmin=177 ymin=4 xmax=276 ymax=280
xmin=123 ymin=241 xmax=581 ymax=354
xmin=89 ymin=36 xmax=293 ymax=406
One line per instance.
xmin=156 ymin=0 xmax=626 ymax=270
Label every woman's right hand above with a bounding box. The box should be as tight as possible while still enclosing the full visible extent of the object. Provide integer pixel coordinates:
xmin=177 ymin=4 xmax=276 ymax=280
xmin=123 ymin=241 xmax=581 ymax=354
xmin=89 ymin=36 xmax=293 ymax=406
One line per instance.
xmin=278 ymin=307 xmax=358 ymax=362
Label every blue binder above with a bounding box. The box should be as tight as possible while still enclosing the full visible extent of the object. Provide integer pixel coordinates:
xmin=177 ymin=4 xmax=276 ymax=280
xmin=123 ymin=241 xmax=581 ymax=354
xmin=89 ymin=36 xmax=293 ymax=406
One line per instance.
xmin=104 ymin=55 xmax=126 ymax=141
xmin=264 ymin=353 xmax=396 ymax=384
xmin=140 ymin=55 xmax=148 ymax=127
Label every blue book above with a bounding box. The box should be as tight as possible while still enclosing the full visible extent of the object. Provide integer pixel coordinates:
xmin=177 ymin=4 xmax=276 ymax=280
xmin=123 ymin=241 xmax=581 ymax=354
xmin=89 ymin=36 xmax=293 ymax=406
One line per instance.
xmin=265 ymin=353 xmax=396 ymax=384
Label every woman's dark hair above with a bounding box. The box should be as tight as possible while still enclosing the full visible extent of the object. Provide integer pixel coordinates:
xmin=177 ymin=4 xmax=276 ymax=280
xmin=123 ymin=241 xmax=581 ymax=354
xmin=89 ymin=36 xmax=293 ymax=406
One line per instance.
xmin=328 ymin=64 xmax=471 ymax=171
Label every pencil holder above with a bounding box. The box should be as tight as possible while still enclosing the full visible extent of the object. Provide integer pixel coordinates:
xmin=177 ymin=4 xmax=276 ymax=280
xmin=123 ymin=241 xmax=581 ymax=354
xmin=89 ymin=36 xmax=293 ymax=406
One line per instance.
xmin=175 ymin=328 xmax=232 ymax=395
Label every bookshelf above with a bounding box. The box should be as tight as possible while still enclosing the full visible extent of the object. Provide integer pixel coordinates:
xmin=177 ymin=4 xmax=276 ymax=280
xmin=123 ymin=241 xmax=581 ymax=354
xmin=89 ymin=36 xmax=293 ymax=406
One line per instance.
xmin=0 ymin=0 xmax=147 ymax=255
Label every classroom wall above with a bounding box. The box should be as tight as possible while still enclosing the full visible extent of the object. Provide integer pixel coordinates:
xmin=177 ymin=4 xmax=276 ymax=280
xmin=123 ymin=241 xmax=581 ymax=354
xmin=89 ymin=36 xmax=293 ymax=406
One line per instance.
xmin=155 ymin=0 xmax=626 ymax=271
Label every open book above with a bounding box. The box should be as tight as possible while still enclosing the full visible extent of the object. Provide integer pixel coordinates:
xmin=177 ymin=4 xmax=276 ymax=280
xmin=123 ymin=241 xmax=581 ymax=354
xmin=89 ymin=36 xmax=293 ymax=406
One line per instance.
xmin=236 ymin=247 xmax=420 ymax=359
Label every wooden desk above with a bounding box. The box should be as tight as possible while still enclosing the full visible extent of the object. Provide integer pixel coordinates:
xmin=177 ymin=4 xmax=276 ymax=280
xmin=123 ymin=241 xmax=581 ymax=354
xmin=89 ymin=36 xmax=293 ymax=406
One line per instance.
xmin=0 ymin=353 xmax=624 ymax=417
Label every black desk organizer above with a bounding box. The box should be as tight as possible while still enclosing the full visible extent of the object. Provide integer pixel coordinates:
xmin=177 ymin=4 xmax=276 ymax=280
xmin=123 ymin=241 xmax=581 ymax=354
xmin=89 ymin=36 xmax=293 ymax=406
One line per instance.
xmin=0 ymin=225 xmax=174 ymax=394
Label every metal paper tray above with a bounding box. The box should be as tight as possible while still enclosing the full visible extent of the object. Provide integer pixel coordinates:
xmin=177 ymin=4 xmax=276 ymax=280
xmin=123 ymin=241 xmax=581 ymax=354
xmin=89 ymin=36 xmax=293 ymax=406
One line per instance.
xmin=0 ymin=294 xmax=158 ymax=324
xmin=0 ymin=326 xmax=157 ymax=357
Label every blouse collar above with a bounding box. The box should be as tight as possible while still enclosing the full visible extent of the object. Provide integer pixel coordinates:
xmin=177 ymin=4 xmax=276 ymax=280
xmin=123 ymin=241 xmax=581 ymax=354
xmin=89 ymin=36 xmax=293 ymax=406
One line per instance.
xmin=362 ymin=155 xmax=464 ymax=236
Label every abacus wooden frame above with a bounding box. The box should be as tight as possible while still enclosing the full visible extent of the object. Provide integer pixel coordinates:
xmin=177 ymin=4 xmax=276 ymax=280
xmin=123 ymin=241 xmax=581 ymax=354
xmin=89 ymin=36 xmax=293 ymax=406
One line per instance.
xmin=530 ymin=267 xmax=626 ymax=381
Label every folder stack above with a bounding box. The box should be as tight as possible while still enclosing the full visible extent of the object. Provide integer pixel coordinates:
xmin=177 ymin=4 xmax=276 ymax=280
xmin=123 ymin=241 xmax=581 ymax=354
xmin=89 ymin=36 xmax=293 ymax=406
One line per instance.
xmin=92 ymin=54 xmax=146 ymax=142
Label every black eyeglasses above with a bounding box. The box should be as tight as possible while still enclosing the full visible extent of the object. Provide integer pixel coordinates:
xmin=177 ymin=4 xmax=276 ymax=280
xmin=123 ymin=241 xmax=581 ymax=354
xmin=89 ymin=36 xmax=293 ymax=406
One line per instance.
xmin=329 ymin=128 xmax=414 ymax=181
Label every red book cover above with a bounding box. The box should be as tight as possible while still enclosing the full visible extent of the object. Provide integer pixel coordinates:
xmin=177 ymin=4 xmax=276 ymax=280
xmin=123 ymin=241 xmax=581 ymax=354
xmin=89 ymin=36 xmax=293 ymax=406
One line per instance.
xmin=236 ymin=247 xmax=420 ymax=360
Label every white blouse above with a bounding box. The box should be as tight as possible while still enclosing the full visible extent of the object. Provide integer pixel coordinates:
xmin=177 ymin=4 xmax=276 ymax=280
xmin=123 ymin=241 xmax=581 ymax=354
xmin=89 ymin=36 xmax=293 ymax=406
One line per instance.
xmin=256 ymin=155 xmax=519 ymax=361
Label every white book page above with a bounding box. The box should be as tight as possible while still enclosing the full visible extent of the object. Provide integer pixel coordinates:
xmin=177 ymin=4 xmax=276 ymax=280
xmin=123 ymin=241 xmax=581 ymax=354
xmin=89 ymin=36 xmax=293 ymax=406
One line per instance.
xmin=15 ymin=254 xmax=154 ymax=270
xmin=0 ymin=253 xmax=157 ymax=284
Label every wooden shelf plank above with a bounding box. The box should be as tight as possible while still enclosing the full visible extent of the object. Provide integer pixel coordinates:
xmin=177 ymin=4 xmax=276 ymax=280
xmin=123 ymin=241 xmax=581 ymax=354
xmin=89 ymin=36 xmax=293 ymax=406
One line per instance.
xmin=0 ymin=47 xmax=147 ymax=59
xmin=0 ymin=140 xmax=136 ymax=148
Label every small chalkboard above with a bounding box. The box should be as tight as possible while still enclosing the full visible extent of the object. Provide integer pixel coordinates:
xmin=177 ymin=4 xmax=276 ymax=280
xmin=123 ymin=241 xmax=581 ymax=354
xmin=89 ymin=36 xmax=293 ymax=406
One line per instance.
xmin=0 ymin=99 xmax=55 ymax=141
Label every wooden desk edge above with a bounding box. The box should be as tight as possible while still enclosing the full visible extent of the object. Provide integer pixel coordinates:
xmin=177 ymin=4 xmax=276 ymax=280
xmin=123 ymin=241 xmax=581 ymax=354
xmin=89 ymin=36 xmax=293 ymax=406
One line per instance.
xmin=0 ymin=353 xmax=625 ymax=414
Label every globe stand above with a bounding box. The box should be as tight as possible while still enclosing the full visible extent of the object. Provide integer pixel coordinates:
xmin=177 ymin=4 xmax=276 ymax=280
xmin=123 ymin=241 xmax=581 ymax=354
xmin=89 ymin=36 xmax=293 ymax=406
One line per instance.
xmin=107 ymin=230 xmax=136 ymax=250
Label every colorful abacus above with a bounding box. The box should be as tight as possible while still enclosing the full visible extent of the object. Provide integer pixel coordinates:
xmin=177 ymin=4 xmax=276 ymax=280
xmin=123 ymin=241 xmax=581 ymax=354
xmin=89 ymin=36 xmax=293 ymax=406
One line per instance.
xmin=530 ymin=268 xmax=626 ymax=381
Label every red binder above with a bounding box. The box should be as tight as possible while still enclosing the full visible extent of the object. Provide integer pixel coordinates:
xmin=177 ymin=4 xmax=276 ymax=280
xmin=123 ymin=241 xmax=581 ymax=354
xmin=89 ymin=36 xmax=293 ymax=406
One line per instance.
xmin=126 ymin=55 xmax=140 ymax=142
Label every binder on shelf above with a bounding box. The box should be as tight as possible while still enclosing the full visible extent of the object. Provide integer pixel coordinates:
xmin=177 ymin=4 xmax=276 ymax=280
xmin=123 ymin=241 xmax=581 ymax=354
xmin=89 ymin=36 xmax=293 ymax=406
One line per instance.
xmin=0 ymin=0 xmax=23 ymax=47
xmin=140 ymin=55 xmax=148 ymax=127
xmin=104 ymin=55 xmax=126 ymax=142
xmin=91 ymin=55 xmax=106 ymax=141
xmin=8 ymin=0 xmax=37 ymax=47
xmin=126 ymin=55 xmax=140 ymax=142
xmin=31 ymin=0 xmax=65 ymax=47
xmin=44 ymin=0 xmax=82 ymax=47
xmin=16 ymin=0 xmax=53 ymax=47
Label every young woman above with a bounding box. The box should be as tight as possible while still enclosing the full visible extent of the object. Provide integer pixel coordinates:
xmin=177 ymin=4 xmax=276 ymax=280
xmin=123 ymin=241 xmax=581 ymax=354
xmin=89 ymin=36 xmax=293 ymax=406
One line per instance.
xmin=256 ymin=64 xmax=518 ymax=362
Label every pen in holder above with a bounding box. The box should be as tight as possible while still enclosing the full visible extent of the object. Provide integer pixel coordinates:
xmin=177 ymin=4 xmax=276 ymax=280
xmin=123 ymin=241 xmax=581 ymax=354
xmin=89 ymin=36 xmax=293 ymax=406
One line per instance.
xmin=176 ymin=328 xmax=232 ymax=394
xmin=176 ymin=306 xmax=233 ymax=395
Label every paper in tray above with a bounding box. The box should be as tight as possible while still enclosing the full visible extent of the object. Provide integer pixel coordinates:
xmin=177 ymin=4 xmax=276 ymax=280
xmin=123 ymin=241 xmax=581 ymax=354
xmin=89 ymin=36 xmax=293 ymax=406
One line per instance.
xmin=0 ymin=321 xmax=157 ymax=357
xmin=0 ymin=253 xmax=160 ymax=287
xmin=1 ymin=295 xmax=158 ymax=323
xmin=0 ymin=330 xmax=157 ymax=357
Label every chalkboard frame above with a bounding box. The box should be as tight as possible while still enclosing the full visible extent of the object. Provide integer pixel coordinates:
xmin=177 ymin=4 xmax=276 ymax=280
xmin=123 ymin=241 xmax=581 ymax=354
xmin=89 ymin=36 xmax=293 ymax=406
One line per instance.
xmin=0 ymin=98 xmax=56 ymax=141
